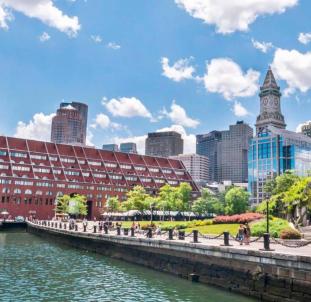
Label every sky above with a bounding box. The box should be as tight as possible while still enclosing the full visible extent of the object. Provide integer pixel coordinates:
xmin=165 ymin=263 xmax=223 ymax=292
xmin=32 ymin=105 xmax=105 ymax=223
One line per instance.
xmin=1 ymin=0 xmax=311 ymax=154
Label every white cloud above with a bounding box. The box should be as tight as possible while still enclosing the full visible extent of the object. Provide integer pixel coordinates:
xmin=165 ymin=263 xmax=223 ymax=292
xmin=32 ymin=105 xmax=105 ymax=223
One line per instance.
xmin=251 ymin=38 xmax=273 ymax=53
xmin=232 ymin=101 xmax=249 ymax=117
xmin=86 ymin=129 xmax=94 ymax=146
xmin=203 ymin=58 xmax=260 ymax=100
xmin=161 ymin=101 xmax=199 ymax=128
xmin=91 ymin=35 xmax=102 ymax=43
xmin=0 ymin=4 xmax=12 ymax=29
xmin=107 ymin=42 xmax=121 ymax=50
xmin=14 ymin=112 xmax=55 ymax=141
xmin=156 ymin=124 xmax=196 ymax=154
xmin=298 ymin=32 xmax=311 ymax=45
xmin=91 ymin=113 xmax=122 ymax=130
xmin=296 ymin=120 xmax=311 ymax=133
xmin=39 ymin=31 xmax=50 ymax=42
xmin=161 ymin=57 xmax=195 ymax=82
xmin=0 ymin=0 xmax=81 ymax=36
xmin=103 ymin=97 xmax=152 ymax=119
xmin=175 ymin=0 xmax=297 ymax=34
xmin=272 ymin=48 xmax=311 ymax=95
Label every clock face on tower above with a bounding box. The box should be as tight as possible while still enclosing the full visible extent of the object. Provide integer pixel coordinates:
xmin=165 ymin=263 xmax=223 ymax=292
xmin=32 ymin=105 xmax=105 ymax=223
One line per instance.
xmin=273 ymin=96 xmax=279 ymax=107
xmin=262 ymin=97 xmax=269 ymax=106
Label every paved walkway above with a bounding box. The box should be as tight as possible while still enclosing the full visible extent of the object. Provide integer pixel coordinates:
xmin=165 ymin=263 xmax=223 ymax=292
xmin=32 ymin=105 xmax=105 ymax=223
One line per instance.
xmin=41 ymin=221 xmax=311 ymax=258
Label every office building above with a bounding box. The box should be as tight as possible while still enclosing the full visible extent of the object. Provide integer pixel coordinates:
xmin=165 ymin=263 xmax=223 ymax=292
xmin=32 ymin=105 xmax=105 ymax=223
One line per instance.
xmin=196 ymin=121 xmax=253 ymax=183
xmin=145 ymin=131 xmax=183 ymax=157
xmin=60 ymin=102 xmax=88 ymax=144
xmin=120 ymin=142 xmax=137 ymax=154
xmin=102 ymin=144 xmax=119 ymax=152
xmin=248 ymin=68 xmax=311 ymax=204
xmin=0 ymin=136 xmax=199 ymax=219
xmin=51 ymin=105 xmax=85 ymax=146
xmin=301 ymin=122 xmax=311 ymax=138
xmin=170 ymin=153 xmax=209 ymax=187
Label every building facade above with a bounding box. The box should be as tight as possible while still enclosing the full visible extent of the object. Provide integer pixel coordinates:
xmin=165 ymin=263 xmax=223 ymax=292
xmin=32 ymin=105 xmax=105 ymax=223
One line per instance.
xmin=120 ymin=143 xmax=137 ymax=154
xmin=102 ymin=144 xmax=119 ymax=152
xmin=0 ymin=136 xmax=199 ymax=219
xmin=301 ymin=122 xmax=311 ymax=138
xmin=145 ymin=131 xmax=183 ymax=157
xmin=170 ymin=153 xmax=209 ymax=187
xmin=60 ymin=102 xmax=88 ymax=144
xmin=248 ymin=68 xmax=311 ymax=204
xmin=196 ymin=121 xmax=253 ymax=183
xmin=51 ymin=105 xmax=85 ymax=146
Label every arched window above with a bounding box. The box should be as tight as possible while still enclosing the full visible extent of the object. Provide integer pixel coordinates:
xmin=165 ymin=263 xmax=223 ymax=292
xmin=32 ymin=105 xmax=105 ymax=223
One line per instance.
xmin=25 ymin=189 xmax=32 ymax=195
xmin=56 ymin=192 xmax=63 ymax=197
xmin=13 ymin=188 xmax=21 ymax=194
xmin=46 ymin=191 xmax=53 ymax=196
xmin=2 ymin=188 xmax=10 ymax=194
xmin=35 ymin=190 xmax=43 ymax=196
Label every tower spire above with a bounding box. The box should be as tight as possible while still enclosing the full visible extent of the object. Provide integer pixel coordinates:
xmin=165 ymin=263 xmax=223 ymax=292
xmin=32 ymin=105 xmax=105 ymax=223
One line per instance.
xmin=255 ymin=67 xmax=286 ymax=134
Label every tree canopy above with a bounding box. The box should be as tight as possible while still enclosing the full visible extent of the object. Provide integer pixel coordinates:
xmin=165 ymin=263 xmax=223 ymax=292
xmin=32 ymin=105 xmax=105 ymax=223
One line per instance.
xmin=56 ymin=194 xmax=88 ymax=217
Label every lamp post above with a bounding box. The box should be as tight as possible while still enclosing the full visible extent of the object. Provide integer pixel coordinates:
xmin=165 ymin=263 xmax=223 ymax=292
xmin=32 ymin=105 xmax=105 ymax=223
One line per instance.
xmin=266 ymin=200 xmax=270 ymax=234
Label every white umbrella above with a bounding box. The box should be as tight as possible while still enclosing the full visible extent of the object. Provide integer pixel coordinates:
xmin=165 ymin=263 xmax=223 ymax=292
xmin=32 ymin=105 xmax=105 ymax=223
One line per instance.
xmin=1 ymin=210 xmax=9 ymax=215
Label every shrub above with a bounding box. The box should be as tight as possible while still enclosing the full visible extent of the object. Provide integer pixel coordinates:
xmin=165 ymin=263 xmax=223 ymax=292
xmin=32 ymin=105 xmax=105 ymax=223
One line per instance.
xmin=213 ymin=213 xmax=263 ymax=224
xmin=251 ymin=218 xmax=289 ymax=238
xmin=141 ymin=223 xmax=156 ymax=230
xmin=280 ymin=228 xmax=302 ymax=240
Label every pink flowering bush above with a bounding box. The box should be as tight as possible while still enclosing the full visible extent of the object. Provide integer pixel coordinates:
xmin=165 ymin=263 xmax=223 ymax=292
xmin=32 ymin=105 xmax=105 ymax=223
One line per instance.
xmin=213 ymin=213 xmax=263 ymax=224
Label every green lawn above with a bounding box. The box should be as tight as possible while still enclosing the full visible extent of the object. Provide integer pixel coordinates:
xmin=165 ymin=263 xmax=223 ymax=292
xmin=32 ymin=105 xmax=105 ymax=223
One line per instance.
xmin=118 ymin=220 xmax=239 ymax=235
xmin=185 ymin=224 xmax=239 ymax=235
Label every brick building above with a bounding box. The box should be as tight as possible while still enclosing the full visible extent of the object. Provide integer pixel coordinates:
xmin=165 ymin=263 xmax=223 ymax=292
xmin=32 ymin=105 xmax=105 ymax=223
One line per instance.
xmin=0 ymin=136 xmax=199 ymax=219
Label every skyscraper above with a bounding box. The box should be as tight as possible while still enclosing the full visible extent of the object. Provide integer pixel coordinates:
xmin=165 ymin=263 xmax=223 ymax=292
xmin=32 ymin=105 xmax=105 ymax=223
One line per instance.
xmin=145 ymin=131 xmax=183 ymax=157
xmin=120 ymin=142 xmax=137 ymax=154
xmin=248 ymin=68 xmax=311 ymax=204
xmin=170 ymin=153 xmax=209 ymax=187
xmin=60 ymin=102 xmax=88 ymax=144
xmin=51 ymin=105 xmax=85 ymax=146
xmin=102 ymin=144 xmax=119 ymax=152
xmin=197 ymin=121 xmax=253 ymax=183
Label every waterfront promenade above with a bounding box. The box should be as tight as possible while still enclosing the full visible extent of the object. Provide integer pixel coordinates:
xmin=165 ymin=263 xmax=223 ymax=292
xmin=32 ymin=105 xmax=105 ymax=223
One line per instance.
xmin=29 ymin=220 xmax=311 ymax=257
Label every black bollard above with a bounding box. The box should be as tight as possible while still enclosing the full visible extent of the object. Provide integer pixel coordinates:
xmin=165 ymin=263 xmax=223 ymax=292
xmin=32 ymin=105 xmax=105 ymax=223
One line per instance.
xmin=124 ymin=228 xmax=129 ymax=236
xmin=168 ymin=229 xmax=174 ymax=240
xmin=104 ymin=225 xmax=108 ymax=234
xmin=192 ymin=230 xmax=199 ymax=243
xmin=131 ymin=227 xmax=135 ymax=237
xmin=222 ymin=231 xmax=231 ymax=246
xmin=147 ymin=228 xmax=152 ymax=238
xmin=51 ymin=222 xmax=54 ymax=228
xmin=260 ymin=233 xmax=274 ymax=251
xmin=178 ymin=230 xmax=185 ymax=240
xmin=117 ymin=226 xmax=121 ymax=235
xmin=48 ymin=221 xmax=50 ymax=227
xmin=59 ymin=223 xmax=62 ymax=229
xmin=75 ymin=224 xmax=78 ymax=231
xmin=83 ymin=225 xmax=87 ymax=232
xmin=93 ymin=225 xmax=97 ymax=233
xmin=64 ymin=223 xmax=66 ymax=230
xmin=99 ymin=224 xmax=103 ymax=231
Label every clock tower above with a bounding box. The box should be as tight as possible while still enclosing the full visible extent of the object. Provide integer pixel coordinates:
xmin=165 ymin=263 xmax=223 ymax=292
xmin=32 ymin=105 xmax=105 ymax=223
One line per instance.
xmin=255 ymin=67 xmax=286 ymax=134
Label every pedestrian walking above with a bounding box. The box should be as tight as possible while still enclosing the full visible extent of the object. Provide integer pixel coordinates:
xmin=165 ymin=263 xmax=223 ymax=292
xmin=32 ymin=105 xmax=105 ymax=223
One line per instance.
xmin=237 ymin=224 xmax=245 ymax=245
xmin=244 ymin=222 xmax=251 ymax=245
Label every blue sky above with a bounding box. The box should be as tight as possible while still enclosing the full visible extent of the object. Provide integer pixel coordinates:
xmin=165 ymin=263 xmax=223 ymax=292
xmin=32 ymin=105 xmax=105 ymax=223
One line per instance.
xmin=1 ymin=0 xmax=311 ymax=153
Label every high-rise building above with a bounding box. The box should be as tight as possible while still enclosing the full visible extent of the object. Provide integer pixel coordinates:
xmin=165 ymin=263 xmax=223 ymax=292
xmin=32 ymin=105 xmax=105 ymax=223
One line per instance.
xmin=120 ymin=142 xmax=137 ymax=154
xmin=301 ymin=122 xmax=311 ymax=138
xmin=196 ymin=121 xmax=253 ymax=183
xmin=170 ymin=153 xmax=209 ymax=187
xmin=60 ymin=102 xmax=88 ymax=144
xmin=145 ymin=131 xmax=183 ymax=157
xmin=102 ymin=144 xmax=119 ymax=152
xmin=248 ymin=68 xmax=311 ymax=204
xmin=51 ymin=105 xmax=85 ymax=146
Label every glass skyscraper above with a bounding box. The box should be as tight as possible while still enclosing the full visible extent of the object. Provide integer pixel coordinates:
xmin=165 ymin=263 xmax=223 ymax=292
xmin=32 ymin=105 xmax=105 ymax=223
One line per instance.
xmin=249 ymin=68 xmax=311 ymax=204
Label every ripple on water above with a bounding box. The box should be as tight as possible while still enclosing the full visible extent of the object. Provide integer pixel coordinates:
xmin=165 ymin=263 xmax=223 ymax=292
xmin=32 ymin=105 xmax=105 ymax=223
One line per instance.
xmin=0 ymin=233 xmax=257 ymax=302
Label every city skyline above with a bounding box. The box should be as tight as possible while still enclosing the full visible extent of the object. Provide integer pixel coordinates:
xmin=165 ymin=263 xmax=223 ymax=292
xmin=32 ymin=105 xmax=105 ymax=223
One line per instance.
xmin=1 ymin=1 xmax=311 ymax=154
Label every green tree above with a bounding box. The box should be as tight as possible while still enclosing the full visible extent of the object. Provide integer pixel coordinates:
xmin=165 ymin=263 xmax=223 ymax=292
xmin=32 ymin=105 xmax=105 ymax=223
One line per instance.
xmin=56 ymin=194 xmax=88 ymax=217
xmin=192 ymin=189 xmax=223 ymax=215
xmin=106 ymin=196 xmax=120 ymax=212
xmin=123 ymin=185 xmax=149 ymax=211
xmin=158 ymin=184 xmax=182 ymax=212
xmin=177 ymin=182 xmax=192 ymax=212
xmin=225 ymin=187 xmax=249 ymax=215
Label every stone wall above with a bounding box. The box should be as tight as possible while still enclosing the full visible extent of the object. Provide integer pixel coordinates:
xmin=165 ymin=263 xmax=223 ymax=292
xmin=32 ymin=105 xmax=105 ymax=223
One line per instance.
xmin=28 ymin=223 xmax=311 ymax=302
